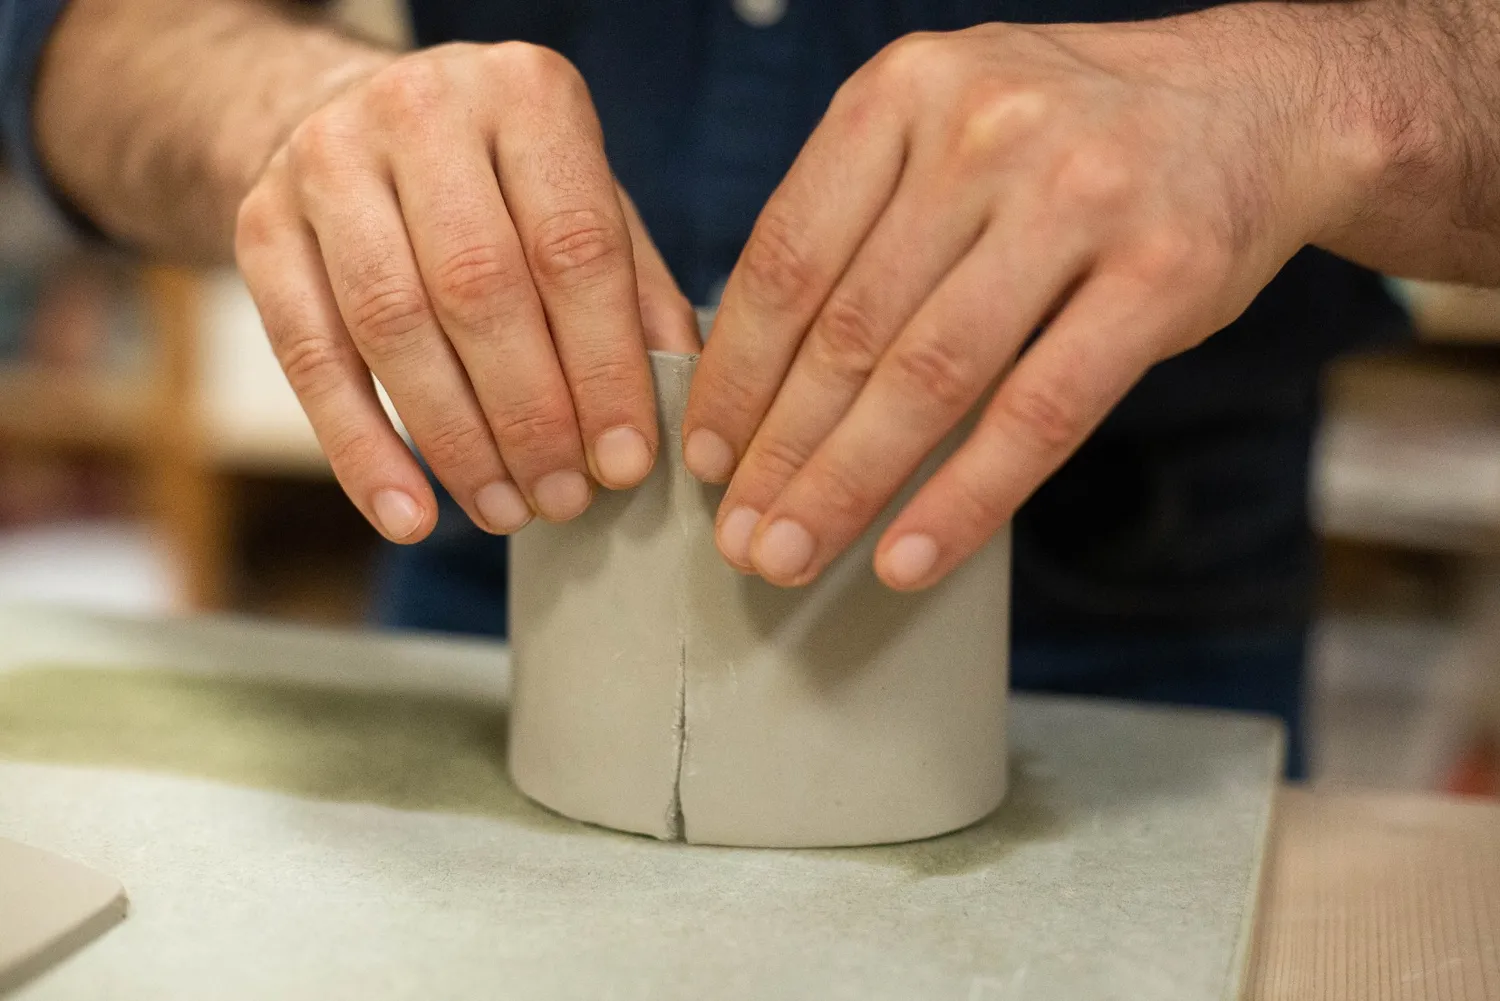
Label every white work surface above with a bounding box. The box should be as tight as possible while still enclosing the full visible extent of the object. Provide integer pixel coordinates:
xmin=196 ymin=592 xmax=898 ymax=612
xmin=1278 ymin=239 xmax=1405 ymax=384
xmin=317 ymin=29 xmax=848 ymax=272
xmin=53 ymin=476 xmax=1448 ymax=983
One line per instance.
xmin=0 ymin=605 xmax=1282 ymax=1001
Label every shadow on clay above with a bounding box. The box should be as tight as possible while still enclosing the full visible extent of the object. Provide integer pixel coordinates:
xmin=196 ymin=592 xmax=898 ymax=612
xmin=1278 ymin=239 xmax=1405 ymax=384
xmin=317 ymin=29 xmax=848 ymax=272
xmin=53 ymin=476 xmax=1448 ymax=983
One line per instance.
xmin=511 ymin=475 xmax=670 ymax=629
xmin=737 ymin=561 xmax=943 ymax=695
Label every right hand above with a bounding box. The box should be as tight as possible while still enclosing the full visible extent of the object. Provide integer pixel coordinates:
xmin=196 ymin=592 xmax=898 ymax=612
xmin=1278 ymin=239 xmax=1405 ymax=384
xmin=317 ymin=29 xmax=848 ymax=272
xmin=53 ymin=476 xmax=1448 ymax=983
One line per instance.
xmin=234 ymin=42 xmax=699 ymax=543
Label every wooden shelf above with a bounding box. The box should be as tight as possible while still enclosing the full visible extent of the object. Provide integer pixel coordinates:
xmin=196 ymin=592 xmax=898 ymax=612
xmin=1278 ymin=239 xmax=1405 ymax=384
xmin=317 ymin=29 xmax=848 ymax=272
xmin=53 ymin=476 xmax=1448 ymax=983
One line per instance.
xmin=1316 ymin=352 xmax=1500 ymax=550
xmin=1401 ymin=279 xmax=1500 ymax=344
xmin=0 ymin=364 xmax=150 ymax=453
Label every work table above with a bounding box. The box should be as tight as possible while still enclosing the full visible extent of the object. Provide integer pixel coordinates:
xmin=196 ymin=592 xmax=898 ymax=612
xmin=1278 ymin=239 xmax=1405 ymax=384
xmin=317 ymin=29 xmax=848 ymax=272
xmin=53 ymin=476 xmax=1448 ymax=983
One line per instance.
xmin=0 ymin=606 xmax=1495 ymax=1000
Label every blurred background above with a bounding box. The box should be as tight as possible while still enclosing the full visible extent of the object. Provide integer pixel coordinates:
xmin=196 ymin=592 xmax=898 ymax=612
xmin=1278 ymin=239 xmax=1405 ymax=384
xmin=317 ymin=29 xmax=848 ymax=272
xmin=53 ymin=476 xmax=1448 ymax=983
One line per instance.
xmin=0 ymin=0 xmax=1496 ymax=798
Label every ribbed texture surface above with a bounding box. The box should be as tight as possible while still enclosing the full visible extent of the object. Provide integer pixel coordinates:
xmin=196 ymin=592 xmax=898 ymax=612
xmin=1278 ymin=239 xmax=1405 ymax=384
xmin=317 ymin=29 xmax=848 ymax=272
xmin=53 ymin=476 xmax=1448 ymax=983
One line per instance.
xmin=1249 ymin=789 xmax=1500 ymax=1001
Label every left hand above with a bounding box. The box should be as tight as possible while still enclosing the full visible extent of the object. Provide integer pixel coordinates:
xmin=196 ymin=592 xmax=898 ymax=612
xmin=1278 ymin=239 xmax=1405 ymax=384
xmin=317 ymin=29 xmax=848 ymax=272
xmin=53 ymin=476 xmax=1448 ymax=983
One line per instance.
xmin=681 ymin=18 xmax=1363 ymax=590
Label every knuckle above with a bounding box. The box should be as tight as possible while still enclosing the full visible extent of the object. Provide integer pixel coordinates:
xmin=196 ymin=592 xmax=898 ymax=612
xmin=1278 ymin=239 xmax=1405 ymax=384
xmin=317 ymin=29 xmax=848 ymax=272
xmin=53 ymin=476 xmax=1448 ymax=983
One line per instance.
xmin=366 ymin=57 xmax=449 ymax=123
xmin=529 ymin=208 xmax=627 ymax=288
xmin=745 ymin=433 xmax=812 ymax=486
xmin=737 ymin=212 xmax=820 ymax=314
xmin=946 ymin=468 xmax=1010 ymax=533
xmin=285 ymin=114 xmax=350 ymax=183
xmin=276 ymin=333 xmax=347 ymax=403
xmin=827 ymin=72 xmax=877 ymax=131
xmin=482 ymin=41 xmax=580 ymax=92
xmin=1052 ymin=143 xmax=1135 ymax=209
xmin=1126 ymin=225 xmax=1203 ymax=288
xmin=696 ymin=362 xmax=764 ymax=429
xmin=496 ymin=401 xmax=577 ymax=459
xmin=420 ymin=417 xmax=493 ymax=473
xmin=233 ymin=187 xmax=278 ymax=256
xmin=954 ymin=85 xmax=1051 ymax=166
xmin=995 ymin=378 xmax=1087 ymax=453
xmin=566 ymin=352 xmax=640 ymax=402
xmin=428 ymin=244 xmax=524 ymax=326
xmin=887 ymin=338 xmax=976 ymax=410
xmin=872 ymin=33 xmax=946 ymax=91
xmin=345 ymin=274 xmax=431 ymax=358
xmin=320 ymin=421 xmax=384 ymax=477
xmin=429 ymin=40 xmax=481 ymax=59
xmin=809 ymin=295 xmax=888 ymax=382
xmin=810 ymin=457 xmax=870 ymax=525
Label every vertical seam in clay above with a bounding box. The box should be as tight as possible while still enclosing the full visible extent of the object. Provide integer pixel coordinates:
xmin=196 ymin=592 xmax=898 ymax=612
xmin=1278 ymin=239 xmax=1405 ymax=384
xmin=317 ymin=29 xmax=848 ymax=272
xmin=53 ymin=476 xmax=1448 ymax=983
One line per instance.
xmin=662 ymin=356 xmax=693 ymax=842
xmin=666 ymin=635 xmax=687 ymax=841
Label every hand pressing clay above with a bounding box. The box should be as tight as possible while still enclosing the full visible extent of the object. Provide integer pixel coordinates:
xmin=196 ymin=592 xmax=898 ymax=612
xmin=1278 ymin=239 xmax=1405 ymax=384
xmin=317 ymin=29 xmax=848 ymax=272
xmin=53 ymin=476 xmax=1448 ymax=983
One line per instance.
xmin=509 ymin=353 xmax=1009 ymax=848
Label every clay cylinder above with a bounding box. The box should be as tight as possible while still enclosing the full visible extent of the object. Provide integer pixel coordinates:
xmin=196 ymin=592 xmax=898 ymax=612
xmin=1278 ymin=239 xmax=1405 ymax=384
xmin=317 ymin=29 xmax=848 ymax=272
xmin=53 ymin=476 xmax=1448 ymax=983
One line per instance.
xmin=508 ymin=352 xmax=1009 ymax=848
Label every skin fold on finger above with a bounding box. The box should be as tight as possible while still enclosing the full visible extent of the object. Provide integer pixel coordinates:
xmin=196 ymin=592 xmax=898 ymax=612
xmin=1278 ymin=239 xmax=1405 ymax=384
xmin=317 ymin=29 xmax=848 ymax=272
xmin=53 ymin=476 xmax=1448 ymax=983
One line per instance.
xmin=682 ymin=77 xmax=909 ymax=486
xmin=489 ymin=58 xmax=659 ymax=492
xmin=619 ymin=186 xmax=700 ymax=354
xmin=712 ymin=161 xmax=990 ymax=570
xmin=742 ymin=221 xmax=1093 ymax=587
xmin=236 ymin=179 xmax=439 ymax=543
xmin=874 ymin=271 xmax=1179 ymax=591
xmin=387 ymin=112 xmax=586 ymax=528
xmin=295 ymin=154 xmax=522 ymax=532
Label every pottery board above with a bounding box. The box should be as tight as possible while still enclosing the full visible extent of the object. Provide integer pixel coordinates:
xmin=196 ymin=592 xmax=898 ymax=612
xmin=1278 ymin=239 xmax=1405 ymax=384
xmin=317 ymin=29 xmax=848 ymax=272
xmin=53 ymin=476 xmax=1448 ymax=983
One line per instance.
xmin=0 ymin=606 xmax=1283 ymax=1001
xmin=0 ymin=605 xmax=1283 ymax=1001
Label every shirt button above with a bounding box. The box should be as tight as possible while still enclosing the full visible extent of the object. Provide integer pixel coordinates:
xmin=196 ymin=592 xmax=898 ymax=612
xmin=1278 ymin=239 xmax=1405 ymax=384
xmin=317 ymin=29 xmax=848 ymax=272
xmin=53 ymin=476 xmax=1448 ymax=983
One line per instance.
xmin=733 ymin=0 xmax=787 ymax=28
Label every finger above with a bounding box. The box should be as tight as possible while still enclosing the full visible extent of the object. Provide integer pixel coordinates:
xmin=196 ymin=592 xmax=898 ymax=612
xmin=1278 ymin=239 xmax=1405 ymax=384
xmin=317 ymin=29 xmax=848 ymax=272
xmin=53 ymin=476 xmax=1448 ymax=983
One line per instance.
xmin=742 ymin=222 xmax=1090 ymax=586
xmin=291 ymin=133 xmax=526 ymax=530
xmin=388 ymin=114 xmax=584 ymax=529
xmin=619 ymin=186 xmax=700 ymax=353
xmin=682 ymin=73 xmax=908 ymax=484
xmin=236 ymin=174 xmax=438 ymax=543
xmin=874 ymin=271 xmax=1174 ymax=591
xmin=712 ymin=164 xmax=987 ymax=569
xmin=491 ymin=51 xmax=658 ymax=491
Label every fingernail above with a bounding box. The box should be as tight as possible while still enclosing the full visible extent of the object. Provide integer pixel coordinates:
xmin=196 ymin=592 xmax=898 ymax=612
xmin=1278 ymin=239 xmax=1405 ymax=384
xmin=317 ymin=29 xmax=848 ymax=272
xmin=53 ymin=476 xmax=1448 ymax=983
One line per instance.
xmin=373 ymin=489 xmax=423 ymax=541
xmin=882 ymin=534 xmax=939 ymax=589
xmin=684 ymin=428 xmax=736 ymax=483
xmin=717 ymin=505 xmax=761 ymax=566
xmin=752 ymin=518 xmax=816 ymax=581
xmin=533 ymin=470 xmax=592 ymax=522
xmin=475 ymin=480 xmax=532 ymax=534
xmin=593 ymin=426 xmax=653 ymax=488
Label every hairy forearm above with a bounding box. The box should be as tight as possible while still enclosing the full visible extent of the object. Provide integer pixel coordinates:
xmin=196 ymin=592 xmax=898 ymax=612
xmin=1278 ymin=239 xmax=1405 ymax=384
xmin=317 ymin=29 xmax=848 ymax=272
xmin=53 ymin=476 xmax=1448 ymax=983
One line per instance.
xmin=33 ymin=0 xmax=392 ymax=262
xmin=1194 ymin=0 xmax=1500 ymax=284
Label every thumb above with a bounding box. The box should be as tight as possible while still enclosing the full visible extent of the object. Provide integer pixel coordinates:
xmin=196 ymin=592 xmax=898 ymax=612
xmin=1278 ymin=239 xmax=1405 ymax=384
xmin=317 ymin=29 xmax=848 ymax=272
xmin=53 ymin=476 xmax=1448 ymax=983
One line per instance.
xmin=618 ymin=185 xmax=701 ymax=353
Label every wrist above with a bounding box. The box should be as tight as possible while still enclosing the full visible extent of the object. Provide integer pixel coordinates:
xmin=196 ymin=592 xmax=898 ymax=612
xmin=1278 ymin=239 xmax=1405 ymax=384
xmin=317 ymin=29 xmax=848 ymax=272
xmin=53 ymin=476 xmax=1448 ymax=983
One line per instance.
xmin=1166 ymin=4 xmax=1394 ymax=252
xmin=210 ymin=31 xmax=392 ymax=250
xmin=1037 ymin=7 xmax=1380 ymax=263
xmin=33 ymin=0 xmax=397 ymax=261
xmin=1186 ymin=2 xmax=1497 ymax=263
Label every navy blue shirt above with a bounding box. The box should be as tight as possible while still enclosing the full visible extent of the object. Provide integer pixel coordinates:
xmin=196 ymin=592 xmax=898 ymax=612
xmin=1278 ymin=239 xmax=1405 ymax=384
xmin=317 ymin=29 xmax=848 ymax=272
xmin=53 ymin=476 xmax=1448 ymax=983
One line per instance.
xmin=1 ymin=0 xmax=1407 ymax=637
xmin=406 ymin=0 xmax=1405 ymax=634
xmin=0 ymin=0 xmax=69 ymax=184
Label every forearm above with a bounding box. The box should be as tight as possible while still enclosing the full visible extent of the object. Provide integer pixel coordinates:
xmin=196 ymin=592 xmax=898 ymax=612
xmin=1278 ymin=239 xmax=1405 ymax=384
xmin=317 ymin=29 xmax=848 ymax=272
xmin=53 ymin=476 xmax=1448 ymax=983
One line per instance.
xmin=33 ymin=0 xmax=392 ymax=262
xmin=1190 ymin=1 xmax=1500 ymax=285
